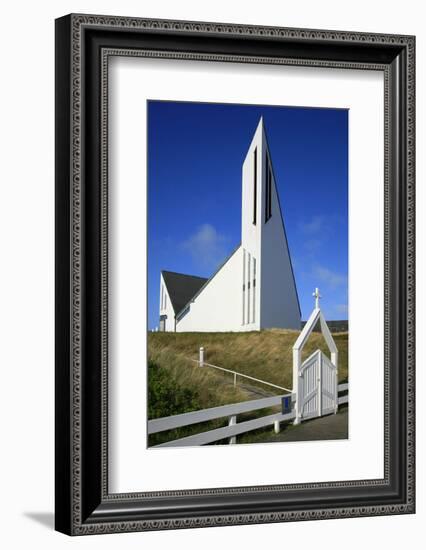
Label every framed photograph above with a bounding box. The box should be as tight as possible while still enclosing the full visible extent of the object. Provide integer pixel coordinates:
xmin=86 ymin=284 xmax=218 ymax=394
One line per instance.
xmin=55 ymin=14 xmax=415 ymax=535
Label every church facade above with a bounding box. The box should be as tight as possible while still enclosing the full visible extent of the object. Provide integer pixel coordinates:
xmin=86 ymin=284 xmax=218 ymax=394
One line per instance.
xmin=158 ymin=118 xmax=301 ymax=332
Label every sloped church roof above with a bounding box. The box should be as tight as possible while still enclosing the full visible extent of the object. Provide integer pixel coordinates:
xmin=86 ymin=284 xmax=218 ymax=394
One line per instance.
xmin=161 ymin=270 xmax=208 ymax=315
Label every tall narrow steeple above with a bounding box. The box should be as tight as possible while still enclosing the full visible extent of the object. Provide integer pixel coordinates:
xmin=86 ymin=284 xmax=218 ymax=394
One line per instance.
xmin=240 ymin=117 xmax=301 ymax=330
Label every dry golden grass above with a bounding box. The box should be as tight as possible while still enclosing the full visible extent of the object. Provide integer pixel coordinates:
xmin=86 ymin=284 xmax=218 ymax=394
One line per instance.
xmin=148 ymin=345 xmax=254 ymax=411
xmin=148 ymin=329 xmax=348 ymax=408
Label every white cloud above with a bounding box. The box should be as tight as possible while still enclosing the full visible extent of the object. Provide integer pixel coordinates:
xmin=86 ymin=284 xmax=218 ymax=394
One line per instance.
xmin=299 ymin=215 xmax=325 ymax=234
xmin=313 ymin=265 xmax=347 ymax=288
xmin=181 ymin=224 xmax=228 ymax=271
xmin=304 ymin=238 xmax=323 ymax=254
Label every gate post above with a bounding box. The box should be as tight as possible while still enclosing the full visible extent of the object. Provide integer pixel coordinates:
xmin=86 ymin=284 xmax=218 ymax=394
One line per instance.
xmin=332 ymin=351 xmax=338 ymax=413
xmin=293 ymin=348 xmax=301 ymax=425
xmin=318 ymin=351 xmax=322 ymax=417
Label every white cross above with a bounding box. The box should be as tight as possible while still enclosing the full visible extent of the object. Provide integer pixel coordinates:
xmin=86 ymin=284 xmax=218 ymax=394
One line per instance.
xmin=313 ymin=287 xmax=321 ymax=309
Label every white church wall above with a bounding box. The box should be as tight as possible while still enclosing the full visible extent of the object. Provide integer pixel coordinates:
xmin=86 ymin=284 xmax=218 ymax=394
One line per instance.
xmin=176 ymin=246 xmax=258 ymax=332
xmin=241 ymin=118 xmax=263 ymax=328
xmin=159 ymin=273 xmax=176 ymax=332
xmin=239 ymin=246 xmax=260 ymax=328
xmin=241 ymin=118 xmax=263 ymax=260
xmin=259 ymin=162 xmax=301 ymax=330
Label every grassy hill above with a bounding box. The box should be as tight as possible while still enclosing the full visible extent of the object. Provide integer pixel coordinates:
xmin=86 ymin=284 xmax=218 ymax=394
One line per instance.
xmin=147 ymin=329 xmax=348 ymax=445
xmin=149 ymin=329 xmax=347 ymax=392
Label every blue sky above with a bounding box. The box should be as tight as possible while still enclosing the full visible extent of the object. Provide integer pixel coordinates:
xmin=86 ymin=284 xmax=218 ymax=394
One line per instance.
xmin=147 ymin=100 xmax=348 ymax=328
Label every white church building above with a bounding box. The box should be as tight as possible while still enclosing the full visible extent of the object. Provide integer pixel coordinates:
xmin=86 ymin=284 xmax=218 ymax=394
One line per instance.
xmin=158 ymin=117 xmax=301 ymax=332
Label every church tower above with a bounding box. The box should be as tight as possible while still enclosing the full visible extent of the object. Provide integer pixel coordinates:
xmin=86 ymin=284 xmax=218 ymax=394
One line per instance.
xmin=240 ymin=117 xmax=301 ymax=330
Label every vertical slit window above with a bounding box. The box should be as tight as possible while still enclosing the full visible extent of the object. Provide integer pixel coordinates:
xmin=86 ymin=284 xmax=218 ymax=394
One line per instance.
xmin=161 ymin=285 xmax=164 ymax=309
xmin=265 ymin=155 xmax=272 ymax=223
xmin=265 ymin=154 xmax=269 ymax=223
xmin=252 ymin=257 xmax=256 ymax=323
xmin=247 ymin=253 xmax=251 ymax=323
xmin=253 ymin=148 xmax=257 ymax=225
xmin=242 ymin=249 xmax=246 ymax=325
xmin=268 ymin=165 xmax=272 ymax=219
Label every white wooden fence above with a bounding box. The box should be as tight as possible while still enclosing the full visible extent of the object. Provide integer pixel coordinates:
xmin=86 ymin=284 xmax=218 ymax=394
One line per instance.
xmin=148 ymin=383 xmax=348 ymax=447
xmin=191 ymin=349 xmax=291 ymax=393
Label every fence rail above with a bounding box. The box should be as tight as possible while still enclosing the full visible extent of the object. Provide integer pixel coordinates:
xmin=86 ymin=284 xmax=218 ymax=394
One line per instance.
xmin=148 ymin=393 xmax=291 ymax=434
xmin=148 ymin=383 xmax=348 ymax=447
xmin=155 ymin=410 xmax=295 ymax=447
xmin=190 ymin=355 xmax=292 ymax=393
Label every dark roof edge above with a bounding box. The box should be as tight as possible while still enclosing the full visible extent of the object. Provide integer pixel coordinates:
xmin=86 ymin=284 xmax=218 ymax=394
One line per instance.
xmin=175 ymin=243 xmax=242 ymax=319
xmin=161 ymin=269 xmax=208 ymax=281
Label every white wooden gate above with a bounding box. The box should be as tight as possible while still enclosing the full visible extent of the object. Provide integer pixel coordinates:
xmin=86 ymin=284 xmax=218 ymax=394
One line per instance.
xmin=298 ymin=349 xmax=337 ymax=421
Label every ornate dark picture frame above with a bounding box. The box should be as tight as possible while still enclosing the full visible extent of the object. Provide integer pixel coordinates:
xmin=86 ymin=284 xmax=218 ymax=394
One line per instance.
xmin=55 ymin=14 xmax=415 ymax=535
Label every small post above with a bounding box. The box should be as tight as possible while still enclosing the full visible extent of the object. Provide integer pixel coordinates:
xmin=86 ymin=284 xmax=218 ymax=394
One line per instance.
xmin=228 ymin=415 xmax=237 ymax=444
xmin=233 ymin=372 xmax=237 ymax=387
xmin=199 ymin=346 xmax=204 ymax=367
xmin=274 ymin=420 xmax=280 ymax=434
